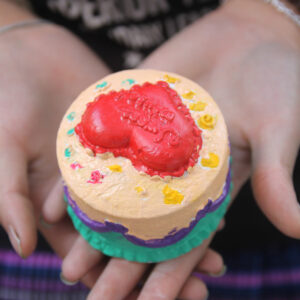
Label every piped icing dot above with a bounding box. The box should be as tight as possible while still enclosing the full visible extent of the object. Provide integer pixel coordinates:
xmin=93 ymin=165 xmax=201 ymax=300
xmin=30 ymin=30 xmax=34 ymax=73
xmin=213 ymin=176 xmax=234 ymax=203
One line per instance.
xmin=163 ymin=74 xmax=179 ymax=84
xmin=135 ymin=186 xmax=144 ymax=193
xmin=108 ymin=164 xmax=122 ymax=172
xmin=122 ymin=79 xmax=135 ymax=85
xmin=189 ymin=101 xmax=207 ymax=112
xmin=67 ymin=128 xmax=75 ymax=136
xmin=182 ymin=91 xmax=195 ymax=100
xmin=96 ymin=81 xmax=108 ymax=89
xmin=201 ymin=153 xmax=219 ymax=168
xmin=163 ymin=185 xmax=184 ymax=205
xmin=70 ymin=162 xmax=83 ymax=170
xmin=66 ymin=112 xmax=75 ymax=121
xmin=135 ymin=186 xmax=147 ymax=196
xmin=64 ymin=147 xmax=72 ymax=158
xmin=87 ymin=170 xmax=104 ymax=184
xmin=197 ymin=114 xmax=216 ymax=130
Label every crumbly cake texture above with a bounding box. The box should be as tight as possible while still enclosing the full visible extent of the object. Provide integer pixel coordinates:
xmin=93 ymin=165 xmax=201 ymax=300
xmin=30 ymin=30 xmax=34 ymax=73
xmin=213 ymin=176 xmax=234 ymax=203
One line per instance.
xmin=57 ymin=69 xmax=231 ymax=261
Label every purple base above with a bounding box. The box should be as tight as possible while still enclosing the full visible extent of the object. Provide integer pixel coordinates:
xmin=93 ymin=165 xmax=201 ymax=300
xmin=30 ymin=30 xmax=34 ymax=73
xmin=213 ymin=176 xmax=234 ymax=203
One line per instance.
xmin=64 ymin=168 xmax=231 ymax=248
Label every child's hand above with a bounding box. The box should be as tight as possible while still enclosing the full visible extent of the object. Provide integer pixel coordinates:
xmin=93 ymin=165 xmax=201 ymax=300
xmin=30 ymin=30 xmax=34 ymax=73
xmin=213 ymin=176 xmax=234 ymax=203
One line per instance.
xmin=0 ymin=21 xmax=109 ymax=258
xmin=141 ymin=0 xmax=300 ymax=237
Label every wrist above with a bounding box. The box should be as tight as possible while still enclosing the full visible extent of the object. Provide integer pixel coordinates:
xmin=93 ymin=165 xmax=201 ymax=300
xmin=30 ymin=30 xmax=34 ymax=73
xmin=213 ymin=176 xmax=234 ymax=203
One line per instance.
xmin=221 ymin=0 xmax=300 ymax=50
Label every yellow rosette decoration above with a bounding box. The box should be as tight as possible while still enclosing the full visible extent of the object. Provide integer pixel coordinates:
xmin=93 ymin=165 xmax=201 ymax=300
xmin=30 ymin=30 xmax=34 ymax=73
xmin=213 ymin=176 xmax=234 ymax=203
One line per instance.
xmin=201 ymin=153 xmax=220 ymax=168
xmin=197 ymin=114 xmax=216 ymax=130
xmin=163 ymin=185 xmax=184 ymax=205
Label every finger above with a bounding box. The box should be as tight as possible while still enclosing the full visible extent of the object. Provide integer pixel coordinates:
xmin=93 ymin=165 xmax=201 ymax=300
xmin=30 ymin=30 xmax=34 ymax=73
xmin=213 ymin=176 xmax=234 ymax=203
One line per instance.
xmin=217 ymin=218 xmax=225 ymax=231
xmin=251 ymin=129 xmax=300 ymax=238
xmin=125 ymin=290 xmax=139 ymax=300
xmin=196 ymin=248 xmax=225 ymax=276
xmin=38 ymin=218 xmax=78 ymax=258
xmin=138 ymin=237 xmax=212 ymax=300
xmin=0 ymin=141 xmax=37 ymax=258
xmin=178 ymin=276 xmax=209 ymax=300
xmin=87 ymin=258 xmax=147 ymax=300
xmin=42 ymin=177 xmax=66 ymax=223
xmin=61 ymin=235 xmax=103 ymax=283
xmin=230 ymin=145 xmax=251 ymax=200
xmin=81 ymin=263 xmax=105 ymax=288
xmin=40 ymin=217 xmax=108 ymax=288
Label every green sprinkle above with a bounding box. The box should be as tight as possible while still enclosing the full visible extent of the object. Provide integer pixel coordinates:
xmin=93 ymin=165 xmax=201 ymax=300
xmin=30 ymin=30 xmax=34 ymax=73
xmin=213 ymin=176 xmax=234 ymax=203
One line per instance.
xmin=67 ymin=128 xmax=75 ymax=136
xmin=96 ymin=81 xmax=107 ymax=89
xmin=122 ymin=79 xmax=135 ymax=85
xmin=64 ymin=147 xmax=72 ymax=158
xmin=66 ymin=112 xmax=75 ymax=121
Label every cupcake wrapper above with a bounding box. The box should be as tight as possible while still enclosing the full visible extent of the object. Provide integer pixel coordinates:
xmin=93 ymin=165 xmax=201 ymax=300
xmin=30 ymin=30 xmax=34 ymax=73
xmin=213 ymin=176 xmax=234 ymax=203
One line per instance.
xmin=66 ymin=181 xmax=232 ymax=263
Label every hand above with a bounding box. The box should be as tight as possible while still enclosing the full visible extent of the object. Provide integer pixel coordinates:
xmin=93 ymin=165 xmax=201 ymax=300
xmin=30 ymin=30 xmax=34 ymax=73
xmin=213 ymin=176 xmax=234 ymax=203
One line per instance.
xmin=0 ymin=18 xmax=109 ymax=258
xmin=42 ymin=189 xmax=225 ymax=300
xmin=0 ymin=4 xmax=224 ymax=300
xmin=42 ymin=220 xmax=225 ymax=300
xmin=140 ymin=0 xmax=300 ymax=237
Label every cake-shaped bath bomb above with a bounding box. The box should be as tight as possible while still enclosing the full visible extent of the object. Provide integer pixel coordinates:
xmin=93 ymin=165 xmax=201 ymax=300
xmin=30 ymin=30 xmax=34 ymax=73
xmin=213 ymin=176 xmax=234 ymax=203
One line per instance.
xmin=57 ymin=69 xmax=231 ymax=263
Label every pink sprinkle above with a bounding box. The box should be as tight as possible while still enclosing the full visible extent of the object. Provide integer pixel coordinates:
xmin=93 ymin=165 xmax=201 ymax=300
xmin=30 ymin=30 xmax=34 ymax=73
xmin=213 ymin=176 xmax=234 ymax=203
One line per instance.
xmin=70 ymin=162 xmax=83 ymax=170
xmin=87 ymin=170 xmax=104 ymax=184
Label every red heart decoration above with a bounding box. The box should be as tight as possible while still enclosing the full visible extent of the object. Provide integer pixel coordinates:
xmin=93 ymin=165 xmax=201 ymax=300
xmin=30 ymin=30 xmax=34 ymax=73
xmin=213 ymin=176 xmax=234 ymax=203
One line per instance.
xmin=75 ymin=81 xmax=202 ymax=177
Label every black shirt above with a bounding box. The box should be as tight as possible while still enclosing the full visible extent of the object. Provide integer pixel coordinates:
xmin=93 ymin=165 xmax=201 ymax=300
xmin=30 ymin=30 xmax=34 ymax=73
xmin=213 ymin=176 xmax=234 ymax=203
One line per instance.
xmin=28 ymin=0 xmax=221 ymax=70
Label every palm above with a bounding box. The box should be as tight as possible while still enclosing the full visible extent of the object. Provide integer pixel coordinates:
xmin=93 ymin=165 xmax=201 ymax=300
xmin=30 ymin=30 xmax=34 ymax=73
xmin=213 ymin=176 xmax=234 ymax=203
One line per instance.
xmin=141 ymin=5 xmax=300 ymax=236
xmin=199 ymin=37 xmax=300 ymax=233
xmin=0 ymin=24 xmax=109 ymax=255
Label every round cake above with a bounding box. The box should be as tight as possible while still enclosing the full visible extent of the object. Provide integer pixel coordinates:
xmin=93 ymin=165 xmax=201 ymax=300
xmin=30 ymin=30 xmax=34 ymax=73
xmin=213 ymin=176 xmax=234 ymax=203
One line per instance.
xmin=57 ymin=69 xmax=231 ymax=262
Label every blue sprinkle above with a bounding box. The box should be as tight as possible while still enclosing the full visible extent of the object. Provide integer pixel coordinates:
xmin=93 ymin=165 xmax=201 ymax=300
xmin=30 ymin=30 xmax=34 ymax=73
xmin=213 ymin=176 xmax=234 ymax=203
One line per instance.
xmin=122 ymin=79 xmax=135 ymax=85
xmin=66 ymin=112 xmax=75 ymax=121
xmin=64 ymin=147 xmax=71 ymax=158
xmin=67 ymin=128 xmax=75 ymax=136
xmin=96 ymin=81 xmax=108 ymax=89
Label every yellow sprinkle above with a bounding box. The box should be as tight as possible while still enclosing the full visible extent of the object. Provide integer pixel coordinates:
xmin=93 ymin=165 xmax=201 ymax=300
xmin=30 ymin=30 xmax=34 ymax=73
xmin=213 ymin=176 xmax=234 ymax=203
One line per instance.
xmin=164 ymin=74 xmax=179 ymax=84
xmin=197 ymin=114 xmax=216 ymax=130
xmin=108 ymin=165 xmax=122 ymax=172
xmin=182 ymin=91 xmax=195 ymax=100
xmin=163 ymin=185 xmax=184 ymax=205
xmin=201 ymin=153 xmax=220 ymax=168
xmin=189 ymin=101 xmax=207 ymax=111
xmin=135 ymin=186 xmax=144 ymax=193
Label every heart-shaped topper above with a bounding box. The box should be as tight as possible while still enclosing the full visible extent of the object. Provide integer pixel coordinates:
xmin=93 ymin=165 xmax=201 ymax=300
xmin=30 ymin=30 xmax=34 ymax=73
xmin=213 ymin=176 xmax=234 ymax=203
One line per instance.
xmin=75 ymin=81 xmax=202 ymax=177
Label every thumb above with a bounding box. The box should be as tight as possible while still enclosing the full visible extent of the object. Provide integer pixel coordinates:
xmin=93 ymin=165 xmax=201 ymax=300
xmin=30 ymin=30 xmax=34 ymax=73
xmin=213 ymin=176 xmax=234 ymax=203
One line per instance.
xmin=0 ymin=138 xmax=37 ymax=258
xmin=251 ymin=128 xmax=300 ymax=238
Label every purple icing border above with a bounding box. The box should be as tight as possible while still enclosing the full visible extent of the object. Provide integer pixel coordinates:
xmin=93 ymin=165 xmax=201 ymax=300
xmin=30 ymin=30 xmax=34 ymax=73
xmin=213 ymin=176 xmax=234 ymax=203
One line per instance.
xmin=64 ymin=167 xmax=231 ymax=248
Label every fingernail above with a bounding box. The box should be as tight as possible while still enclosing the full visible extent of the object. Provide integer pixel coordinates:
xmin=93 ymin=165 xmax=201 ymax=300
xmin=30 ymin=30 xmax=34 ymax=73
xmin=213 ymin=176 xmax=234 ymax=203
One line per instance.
xmin=8 ymin=225 xmax=24 ymax=259
xmin=59 ymin=272 xmax=78 ymax=286
xmin=209 ymin=265 xmax=227 ymax=277
xmin=39 ymin=216 xmax=53 ymax=229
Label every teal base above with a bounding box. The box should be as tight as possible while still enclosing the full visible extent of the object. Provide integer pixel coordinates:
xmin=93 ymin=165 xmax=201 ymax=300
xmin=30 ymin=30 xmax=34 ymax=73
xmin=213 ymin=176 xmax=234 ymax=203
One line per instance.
xmin=67 ymin=183 xmax=232 ymax=263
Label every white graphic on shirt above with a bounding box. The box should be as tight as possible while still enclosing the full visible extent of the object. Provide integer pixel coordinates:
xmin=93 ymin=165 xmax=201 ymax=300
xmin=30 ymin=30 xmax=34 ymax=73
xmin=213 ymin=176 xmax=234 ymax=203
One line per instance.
xmin=108 ymin=22 xmax=164 ymax=49
xmin=46 ymin=0 xmax=213 ymax=51
xmin=47 ymin=0 xmax=170 ymax=27
xmin=123 ymin=50 xmax=143 ymax=68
